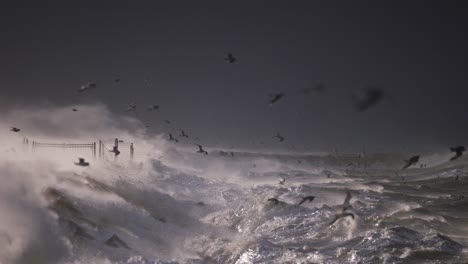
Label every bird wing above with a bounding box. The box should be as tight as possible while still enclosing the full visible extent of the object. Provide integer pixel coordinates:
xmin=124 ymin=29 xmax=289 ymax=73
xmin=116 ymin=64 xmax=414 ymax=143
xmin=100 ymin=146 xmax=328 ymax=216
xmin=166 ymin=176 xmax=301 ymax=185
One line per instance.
xmin=342 ymin=191 xmax=352 ymax=211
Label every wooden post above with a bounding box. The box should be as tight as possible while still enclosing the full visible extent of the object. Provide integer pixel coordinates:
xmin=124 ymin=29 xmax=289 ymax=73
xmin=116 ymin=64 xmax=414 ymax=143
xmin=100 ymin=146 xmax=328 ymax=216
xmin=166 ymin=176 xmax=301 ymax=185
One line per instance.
xmin=114 ymin=138 xmax=119 ymax=161
xmin=93 ymin=142 xmax=96 ymax=159
xmin=98 ymin=140 xmax=102 ymax=159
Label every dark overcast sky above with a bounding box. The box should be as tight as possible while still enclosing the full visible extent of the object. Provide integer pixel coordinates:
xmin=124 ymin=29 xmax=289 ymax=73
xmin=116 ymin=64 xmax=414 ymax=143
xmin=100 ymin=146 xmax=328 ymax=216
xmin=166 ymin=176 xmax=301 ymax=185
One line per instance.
xmin=1 ymin=1 xmax=468 ymax=153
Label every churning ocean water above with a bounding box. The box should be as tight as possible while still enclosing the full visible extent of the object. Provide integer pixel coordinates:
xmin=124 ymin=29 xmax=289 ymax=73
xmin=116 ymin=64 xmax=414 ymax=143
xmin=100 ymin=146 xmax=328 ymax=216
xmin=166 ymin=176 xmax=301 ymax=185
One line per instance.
xmin=1 ymin=141 xmax=467 ymax=264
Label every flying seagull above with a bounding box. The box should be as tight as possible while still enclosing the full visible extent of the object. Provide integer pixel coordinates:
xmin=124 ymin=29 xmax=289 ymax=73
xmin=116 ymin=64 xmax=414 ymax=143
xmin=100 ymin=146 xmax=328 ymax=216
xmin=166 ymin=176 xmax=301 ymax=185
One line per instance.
xmin=10 ymin=127 xmax=20 ymax=132
xmin=269 ymin=93 xmax=285 ymax=106
xmin=267 ymin=198 xmax=280 ymax=206
xmin=78 ymin=82 xmax=96 ymax=93
xmin=225 ymin=53 xmax=236 ymax=63
xmin=124 ymin=103 xmax=137 ymax=112
xmin=196 ymin=144 xmax=208 ymax=155
xmin=329 ymin=213 xmax=355 ymax=225
xmin=402 ymin=155 xmax=420 ymax=169
xmin=74 ymin=158 xmax=90 ymax=167
xmin=168 ymin=133 xmax=178 ymax=143
xmin=179 ymin=129 xmax=189 ymax=138
xmin=297 ymin=196 xmax=315 ymax=206
xmin=342 ymin=191 xmax=352 ymax=212
xmin=165 ymin=120 xmax=171 ymax=124
xmin=279 ymin=177 xmax=286 ymax=184
xmin=114 ymin=78 xmax=121 ymax=83
xmin=274 ymin=133 xmax=285 ymax=142
xmin=355 ymin=87 xmax=383 ymax=111
xmin=72 ymin=108 xmax=78 ymax=112
xmin=450 ymin=146 xmax=466 ymax=161
xmin=328 ymin=191 xmax=355 ymax=225
xmin=109 ymin=147 xmax=120 ymax=156
xmin=146 ymin=105 xmax=159 ymax=111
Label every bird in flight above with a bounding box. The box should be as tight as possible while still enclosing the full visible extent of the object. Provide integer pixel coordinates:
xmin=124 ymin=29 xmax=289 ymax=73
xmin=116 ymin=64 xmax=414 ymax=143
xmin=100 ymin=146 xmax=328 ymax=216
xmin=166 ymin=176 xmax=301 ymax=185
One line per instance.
xmin=402 ymin=155 xmax=420 ymax=169
xmin=269 ymin=93 xmax=285 ymax=106
xmin=78 ymin=82 xmax=96 ymax=93
xmin=179 ymin=129 xmax=189 ymax=138
xmin=168 ymin=133 xmax=178 ymax=143
xmin=297 ymin=196 xmax=315 ymax=206
xmin=146 ymin=105 xmax=159 ymax=111
xmin=225 ymin=53 xmax=236 ymax=63
xmin=274 ymin=133 xmax=285 ymax=142
xmin=165 ymin=120 xmax=171 ymax=124
xmin=75 ymin=158 xmax=90 ymax=167
xmin=355 ymin=87 xmax=383 ymax=111
xmin=10 ymin=127 xmax=20 ymax=132
xmin=341 ymin=191 xmax=353 ymax=212
xmin=72 ymin=108 xmax=78 ymax=112
xmin=114 ymin=78 xmax=121 ymax=83
xmin=329 ymin=212 xmax=355 ymax=225
xmin=329 ymin=191 xmax=355 ymax=225
xmin=196 ymin=144 xmax=208 ymax=155
xmin=109 ymin=147 xmax=120 ymax=156
xmin=450 ymin=146 xmax=466 ymax=161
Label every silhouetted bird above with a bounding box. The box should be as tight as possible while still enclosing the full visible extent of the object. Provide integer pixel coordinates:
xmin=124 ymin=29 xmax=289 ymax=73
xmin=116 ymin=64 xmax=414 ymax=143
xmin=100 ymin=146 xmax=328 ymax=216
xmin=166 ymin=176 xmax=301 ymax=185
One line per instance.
xmin=450 ymin=146 xmax=466 ymax=161
xmin=355 ymin=87 xmax=383 ymax=111
xmin=274 ymin=133 xmax=285 ymax=142
xmin=109 ymin=147 xmax=120 ymax=156
xmin=114 ymin=78 xmax=121 ymax=83
xmin=225 ymin=53 xmax=236 ymax=63
xmin=402 ymin=155 xmax=420 ymax=169
xmin=75 ymin=158 xmax=89 ymax=167
xmin=78 ymin=82 xmax=96 ymax=93
xmin=72 ymin=108 xmax=78 ymax=112
xmin=298 ymin=196 xmax=315 ymax=205
xmin=10 ymin=127 xmax=20 ymax=132
xmin=179 ymin=129 xmax=189 ymax=138
xmin=279 ymin=177 xmax=286 ymax=184
xmin=196 ymin=144 xmax=208 ymax=155
xmin=165 ymin=120 xmax=171 ymax=124
xmin=267 ymin=198 xmax=280 ymax=206
xmin=342 ymin=191 xmax=352 ymax=212
xmin=329 ymin=213 xmax=355 ymax=225
xmin=195 ymin=202 xmax=206 ymax=206
xmin=168 ymin=133 xmax=178 ymax=143
xmin=269 ymin=93 xmax=285 ymax=106
xmin=146 ymin=105 xmax=159 ymax=111
xmin=124 ymin=103 xmax=136 ymax=112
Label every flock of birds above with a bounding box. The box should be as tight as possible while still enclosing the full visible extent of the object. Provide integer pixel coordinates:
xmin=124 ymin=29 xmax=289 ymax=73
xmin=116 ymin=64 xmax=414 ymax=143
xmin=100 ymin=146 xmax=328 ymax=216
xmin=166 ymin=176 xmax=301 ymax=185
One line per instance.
xmin=71 ymin=52 xmax=390 ymax=156
xmin=267 ymin=191 xmax=355 ymax=226
xmin=7 ymin=53 xmax=467 ymax=169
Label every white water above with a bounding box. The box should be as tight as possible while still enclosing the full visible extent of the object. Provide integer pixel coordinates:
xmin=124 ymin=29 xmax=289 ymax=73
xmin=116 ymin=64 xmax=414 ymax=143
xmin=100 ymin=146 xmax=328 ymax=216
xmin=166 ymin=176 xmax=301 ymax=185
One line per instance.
xmin=0 ymin=104 xmax=467 ymax=264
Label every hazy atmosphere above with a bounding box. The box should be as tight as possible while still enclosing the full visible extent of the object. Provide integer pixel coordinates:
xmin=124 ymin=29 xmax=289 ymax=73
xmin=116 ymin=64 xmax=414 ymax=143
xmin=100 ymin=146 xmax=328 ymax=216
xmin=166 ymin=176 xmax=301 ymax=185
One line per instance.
xmin=1 ymin=2 xmax=468 ymax=264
